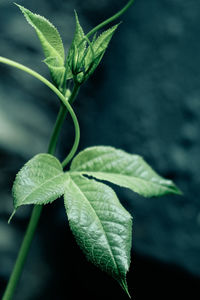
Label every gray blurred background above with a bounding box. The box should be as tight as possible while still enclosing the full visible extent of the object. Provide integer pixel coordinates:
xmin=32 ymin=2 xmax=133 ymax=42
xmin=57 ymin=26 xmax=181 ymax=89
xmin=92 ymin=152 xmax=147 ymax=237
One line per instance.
xmin=0 ymin=0 xmax=200 ymax=299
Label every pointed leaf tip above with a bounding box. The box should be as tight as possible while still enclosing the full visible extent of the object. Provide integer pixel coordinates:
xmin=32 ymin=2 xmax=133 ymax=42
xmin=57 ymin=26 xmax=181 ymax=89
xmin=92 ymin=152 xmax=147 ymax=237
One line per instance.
xmin=66 ymin=10 xmax=86 ymax=79
xmin=120 ymin=279 xmax=131 ymax=298
xmin=8 ymin=209 xmax=16 ymax=224
xmin=84 ymin=24 xmax=119 ymax=79
xmin=70 ymin=146 xmax=182 ymax=197
xmin=64 ymin=174 xmax=132 ymax=291
xmin=16 ymin=3 xmax=65 ymax=87
xmin=12 ymin=153 xmax=68 ymax=208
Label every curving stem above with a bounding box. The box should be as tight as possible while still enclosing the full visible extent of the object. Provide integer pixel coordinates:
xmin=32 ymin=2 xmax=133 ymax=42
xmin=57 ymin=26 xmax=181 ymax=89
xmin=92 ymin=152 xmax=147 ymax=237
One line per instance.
xmin=0 ymin=56 xmax=80 ymax=300
xmin=0 ymin=56 xmax=80 ymax=162
xmin=86 ymin=0 xmax=135 ymax=38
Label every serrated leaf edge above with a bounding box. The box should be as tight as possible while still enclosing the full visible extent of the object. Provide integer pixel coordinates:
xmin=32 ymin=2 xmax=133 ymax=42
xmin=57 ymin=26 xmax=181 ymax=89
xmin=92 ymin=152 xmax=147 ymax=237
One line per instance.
xmin=13 ymin=173 xmax=68 ymax=208
xmin=69 ymin=171 xmax=181 ymax=196
xmin=12 ymin=153 xmax=66 ymax=208
xmin=15 ymin=3 xmax=65 ymax=62
xmin=69 ymin=146 xmax=182 ymax=196
xmin=65 ymin=175 xmax=122 ymax=276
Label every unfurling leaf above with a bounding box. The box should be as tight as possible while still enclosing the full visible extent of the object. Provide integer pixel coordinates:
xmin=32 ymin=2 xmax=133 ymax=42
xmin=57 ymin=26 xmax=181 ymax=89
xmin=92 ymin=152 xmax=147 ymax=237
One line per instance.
xmin=16 ymin=4 xmax=65 ymax=87
xmin=66 ymin=12 xmax=119 ymax=83
xmin=70 ymin=146 xmax=182 ymax=197
xmin=84 ymin=24 xmax=119 ymax=79
xmin=66 ymin=11 xmax=86 ymax=78
xmin=12 ymin=153 xmax=68 ymax=209
xmin=64 ymin=174 xmax=132 ymax=296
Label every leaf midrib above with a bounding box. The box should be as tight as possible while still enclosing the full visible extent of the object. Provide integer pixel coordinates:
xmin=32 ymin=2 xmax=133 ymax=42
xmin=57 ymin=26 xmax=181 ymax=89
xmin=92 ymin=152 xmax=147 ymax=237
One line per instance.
xmin=70 ymin=171 xmax=175 ymax=190
xmin=21 ymin=6 xmax=64 ymax=62
xmin=69 ymin=176 xmax=121 ymax=277
xmin=17 ymin=172 xmax=66 ymax=206
xmin=35 ymin=26 xmax=64 ymax=63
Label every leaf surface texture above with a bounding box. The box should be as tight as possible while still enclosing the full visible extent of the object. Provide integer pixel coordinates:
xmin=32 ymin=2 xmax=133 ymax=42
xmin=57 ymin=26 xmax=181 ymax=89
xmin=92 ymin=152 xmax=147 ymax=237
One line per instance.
xmin=64 ymin=174 xmax=132 ymax=292
xmin=17 ymin=4 xmax=65 ymax=86
xmin=13 ymin=153 xmax=68 ymax=208
xmin=70 ymin=146 xmax=181 ymax=197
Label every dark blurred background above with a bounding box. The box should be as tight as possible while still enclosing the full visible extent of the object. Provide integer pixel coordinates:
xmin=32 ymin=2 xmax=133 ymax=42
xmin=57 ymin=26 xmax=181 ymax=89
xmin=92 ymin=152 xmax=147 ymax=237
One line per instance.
xmin=0 ymin=0 xmax=200 ymax=299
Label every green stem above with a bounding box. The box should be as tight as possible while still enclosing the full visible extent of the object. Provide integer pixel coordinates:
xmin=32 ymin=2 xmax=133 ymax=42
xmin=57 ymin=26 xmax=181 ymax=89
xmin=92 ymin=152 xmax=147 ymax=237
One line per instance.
xmin=86 ymin=0 xmax=134 ymax=38
xmin=0 ymin=57 xmax=80 ymax=300
xmin=59 ymin=82 xmax=80 ymax=166
xmin=47 ymin=102 xmax=67 ymax=155
xmin=2 ymin=205 xmax=43 ymax=300
xmin=48 ymin=84 xmax=80 ymax=155
xmin=0 ymin=56 xmax=80 ymax=162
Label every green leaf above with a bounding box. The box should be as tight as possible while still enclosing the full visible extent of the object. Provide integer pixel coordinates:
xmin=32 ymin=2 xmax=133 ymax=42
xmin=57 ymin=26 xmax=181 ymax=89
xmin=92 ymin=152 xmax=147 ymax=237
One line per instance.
xmin=73 ymin=11 xmax=86 ymax=59
xmin=44 ymin=56 xmax=66 ymax=88
xmin=66 ymin=11 xmax=86 ymax=76
xmin=84 ymin=24 xmax=119 ymax=78
xmin=16 ymin=4 xmax=65 ymax=86
xmin=12 ymin=153 xmax=68 ymax=209
xmin=64 ymin=174 xmax=132 ymax=295
xmin=70 ymin=146 xmax=182 ymax=197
